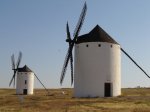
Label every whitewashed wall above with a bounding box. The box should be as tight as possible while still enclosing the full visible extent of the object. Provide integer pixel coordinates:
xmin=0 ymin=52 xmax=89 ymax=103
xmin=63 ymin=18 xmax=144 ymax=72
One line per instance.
xmin=74 ymin=42 xmax=121 ymax=97
xmin=16 ymin=72 xmax=34 ymax=95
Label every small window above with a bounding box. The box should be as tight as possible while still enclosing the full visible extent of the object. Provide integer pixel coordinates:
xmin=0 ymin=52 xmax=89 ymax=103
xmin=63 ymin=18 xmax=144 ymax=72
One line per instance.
xmin=98 ymin=44 xmax=101 ymax=47
xmin=111 ymin=45 xmax=113 ymax=48
xmin=25 ymin=80 xmax=27 ymax=84
xmin=86 ymin=44 xmax=89 ymax=47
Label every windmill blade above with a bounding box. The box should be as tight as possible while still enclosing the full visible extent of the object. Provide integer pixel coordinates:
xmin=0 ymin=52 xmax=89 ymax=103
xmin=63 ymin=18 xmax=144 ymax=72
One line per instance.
xmin=73 ymin=2 xmax=87 ymax=40
xmin=121 ymin=48 xmax=150 ymax=78
xmin=9 ymin=71 xmax=16 ymax=86
xmin=13 ymin=74 xmax=15 ymax=87
xmin=60 ymin=2 xmax=87 ymax=85
xmin=9 ymin=75 xmax=14 ymax=87
xmin=60 ymin=47 xmax=71 ymax=84
xmin=60 ymin=22 xmax=73 ymax=85
xmin=70 ymin=52 xmax=74 ymax=85
xmin=16 ymin=51 xmax=22 ymax=69
xmin=60 ymin=23 xmax=73 ymax=84
xmin=67 ymin=22 xmax=74 ymax=85
xmin=34 ymin=73 xmax=50 ymax=95
xmin=60 ymin=42 xmax=75 ymax=85
xmin=66 ymin=22 xmax=71 ymax=40
xmin=11 ymin=54 xmax=15 ymax=70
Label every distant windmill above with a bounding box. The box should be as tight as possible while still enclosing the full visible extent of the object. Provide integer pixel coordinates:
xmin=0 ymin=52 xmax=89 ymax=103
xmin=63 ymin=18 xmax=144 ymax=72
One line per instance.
xmin=9 ymin=51 xmax=49 ymax=95
xmin=60 ymin=2 xmax=150 ymax=97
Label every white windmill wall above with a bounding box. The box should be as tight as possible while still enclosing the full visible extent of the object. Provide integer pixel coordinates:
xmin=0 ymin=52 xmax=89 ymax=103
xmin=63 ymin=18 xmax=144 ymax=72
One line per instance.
xmin=74 ymin=42 xmax=121 ymax=97
xmin=16 ymin=72 xmax=34 ymax=95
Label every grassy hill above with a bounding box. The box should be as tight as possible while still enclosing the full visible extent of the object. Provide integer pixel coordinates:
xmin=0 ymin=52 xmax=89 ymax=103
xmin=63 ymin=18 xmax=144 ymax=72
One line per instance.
xmin=0 ymin=88 xmax=150 ymax=112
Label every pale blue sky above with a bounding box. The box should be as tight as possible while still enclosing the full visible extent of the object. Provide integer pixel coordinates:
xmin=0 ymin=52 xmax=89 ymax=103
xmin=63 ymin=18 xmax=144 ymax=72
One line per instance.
xmin=0 ymin=0 xmax=150 ymax=88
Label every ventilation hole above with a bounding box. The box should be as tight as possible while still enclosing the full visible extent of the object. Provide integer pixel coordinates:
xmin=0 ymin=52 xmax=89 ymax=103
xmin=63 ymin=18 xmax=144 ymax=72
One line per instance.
xmin=111 ymin=45 xmax=113 ymax=48
xmin=98 ymin=44 xmax=101 ymax=47
xmin=86 ymin=44 xmax=89 ymax=47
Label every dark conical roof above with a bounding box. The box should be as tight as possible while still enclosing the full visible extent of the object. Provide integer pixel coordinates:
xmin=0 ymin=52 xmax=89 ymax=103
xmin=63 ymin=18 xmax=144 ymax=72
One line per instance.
xmin=76 ymin=25 xmax=119 ymax=44
xmin=18 ymin=65 xmax=33 ymax=72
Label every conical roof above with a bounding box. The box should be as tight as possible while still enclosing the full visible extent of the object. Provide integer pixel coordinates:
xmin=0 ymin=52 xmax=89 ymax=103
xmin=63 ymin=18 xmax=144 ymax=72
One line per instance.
xmin=18 ymin=65 xmax=33 ymax=72
xmin=76 ymin=25 xmax=119 ymax=44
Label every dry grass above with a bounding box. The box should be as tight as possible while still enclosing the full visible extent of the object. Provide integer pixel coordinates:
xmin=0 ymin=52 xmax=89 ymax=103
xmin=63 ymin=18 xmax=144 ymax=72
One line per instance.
xmin=0 ymin=88 xmax=150 ymax=112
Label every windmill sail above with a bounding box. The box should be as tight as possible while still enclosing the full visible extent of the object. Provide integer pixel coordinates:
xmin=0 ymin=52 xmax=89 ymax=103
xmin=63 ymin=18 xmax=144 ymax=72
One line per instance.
xmin=60 ymin=2 xmax=87 ymax=85
xmin=9 ymin=51 xmax=22 ymax=87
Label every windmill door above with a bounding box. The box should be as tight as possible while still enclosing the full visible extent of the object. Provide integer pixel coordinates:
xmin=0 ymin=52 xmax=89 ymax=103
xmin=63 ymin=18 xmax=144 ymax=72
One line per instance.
xmin=23 ymin=89 xmax=27 ymax=95
xmin=104 ymin=83 xmax=111 ymax=97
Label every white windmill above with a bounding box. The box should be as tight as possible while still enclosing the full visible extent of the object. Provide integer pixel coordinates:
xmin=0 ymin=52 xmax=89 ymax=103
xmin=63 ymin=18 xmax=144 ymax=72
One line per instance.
xmin=74 ymin=25 xmax=121 ymax=97
xmin=9 ymin=52 xmax=49 ymax=95
xmin=60 ymin=3 xmax=150 ymax=97
xmin=16 ymin=65 xmax=34 ymax=95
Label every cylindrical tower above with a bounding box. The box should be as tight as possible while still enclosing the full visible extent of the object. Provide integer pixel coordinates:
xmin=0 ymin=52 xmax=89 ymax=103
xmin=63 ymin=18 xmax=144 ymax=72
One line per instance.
xmin=16 ymin=65 xmax=34 ymax=95
xmin=74 ymin=25 xmax=121 ymax=97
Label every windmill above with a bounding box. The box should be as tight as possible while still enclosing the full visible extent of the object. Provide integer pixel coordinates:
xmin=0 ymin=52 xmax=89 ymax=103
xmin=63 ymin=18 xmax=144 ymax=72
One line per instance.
xmin=60 ymin=3 xmax=150 ymax=97
xmin=9 ymin=51 xmax=49 ymax=95
xmin=60 ymin=2 xmax=87 ymax=85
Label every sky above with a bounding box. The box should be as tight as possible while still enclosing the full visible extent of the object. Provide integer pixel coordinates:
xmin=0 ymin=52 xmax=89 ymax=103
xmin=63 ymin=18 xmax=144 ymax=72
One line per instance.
xmin=0 ymin=0 xmax=150 ymax=89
